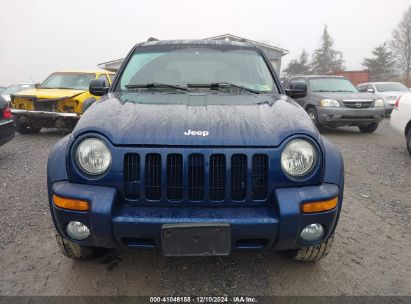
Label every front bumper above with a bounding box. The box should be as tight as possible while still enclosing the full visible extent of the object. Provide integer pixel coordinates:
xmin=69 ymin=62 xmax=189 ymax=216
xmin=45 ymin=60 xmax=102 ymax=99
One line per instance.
xmin=50 ymin=181 xmax=342 ymax=253
xmin=316 ymin=106 xmax=385 ymax=126
xmin=0 ymin=119 xmax=16 ymax=146
xmin=11 ymin=109 xmax=79 ymax=128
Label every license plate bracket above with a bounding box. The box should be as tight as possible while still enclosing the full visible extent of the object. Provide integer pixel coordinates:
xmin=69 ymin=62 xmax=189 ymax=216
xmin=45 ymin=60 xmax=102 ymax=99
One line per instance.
xmin=161 ymin=223 xmax=231 ymax=256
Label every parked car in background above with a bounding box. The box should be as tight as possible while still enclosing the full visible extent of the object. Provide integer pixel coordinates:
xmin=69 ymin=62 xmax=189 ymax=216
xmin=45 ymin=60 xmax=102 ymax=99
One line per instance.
xmin=10 ymin=70 xmax=115 ymax=133
xmin=1 ymin=83 xmax=35 ymax=103
xmin=357 ymin=82 xmax=410 ymax=117
xmin=48 ymin=39 xmax=344 ymax=262
xmin=283 ymin=75 xmax=385 ymax=133
xmin=0 ymin=95 xmax=15 ymax=147
xmin=390 ymin=93 xmax=411 ymax=154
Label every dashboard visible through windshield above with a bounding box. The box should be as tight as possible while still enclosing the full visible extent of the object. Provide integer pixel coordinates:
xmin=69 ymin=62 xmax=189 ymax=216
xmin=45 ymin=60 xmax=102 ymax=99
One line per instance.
xmin=309 ymin=78 xmax=358 ymax=93
xmin=116 ymin=45 xmax=277 ymax=94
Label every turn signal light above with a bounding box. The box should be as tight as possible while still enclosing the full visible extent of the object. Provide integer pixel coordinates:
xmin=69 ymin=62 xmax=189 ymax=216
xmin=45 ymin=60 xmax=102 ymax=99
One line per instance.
xmin=302 ymin=197 xmax=338 ymax=213
xmin=53 ymin=194 xmax=89 ymax=211
xmin=394 ymin=95 xmax=402 ymax=110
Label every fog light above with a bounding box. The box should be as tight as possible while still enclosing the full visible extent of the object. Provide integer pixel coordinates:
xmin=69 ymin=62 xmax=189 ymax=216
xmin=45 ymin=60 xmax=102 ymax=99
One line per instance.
xmin=300 ymin=223 xmax=324 ymax=242
xmin=66 ymin=221 xmax=90 ymax=240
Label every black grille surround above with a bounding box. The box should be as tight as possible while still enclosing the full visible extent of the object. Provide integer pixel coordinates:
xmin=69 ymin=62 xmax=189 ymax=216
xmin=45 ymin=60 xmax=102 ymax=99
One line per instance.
xmin=123 ymin=151 xmax=271 ymax=204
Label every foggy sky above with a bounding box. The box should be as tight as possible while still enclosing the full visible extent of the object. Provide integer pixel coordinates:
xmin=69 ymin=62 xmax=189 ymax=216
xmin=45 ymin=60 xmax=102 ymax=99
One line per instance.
xmin=1 ymin=0 xmax=410 ymax=85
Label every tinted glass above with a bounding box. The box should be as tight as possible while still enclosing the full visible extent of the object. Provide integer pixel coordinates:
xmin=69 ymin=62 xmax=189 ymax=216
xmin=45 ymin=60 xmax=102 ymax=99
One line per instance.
xmin=118 ymin=45 xmax=276 ymax=93
xmin=309 ymin=78 xmax=358 ymax=93
xmin=2 ymin=84 xmax=34 ymax=95
xmin=41 ymin=72 xmax=95 ymax=90
xmin=375 ymin=83 xmax=408 ymax=92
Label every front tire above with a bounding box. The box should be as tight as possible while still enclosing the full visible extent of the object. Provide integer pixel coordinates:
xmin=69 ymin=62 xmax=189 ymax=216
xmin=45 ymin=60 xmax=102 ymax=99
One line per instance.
xmin=407 ymin=129 xmax=411 ymax=155
xmin=16 ymin=121 xmax=41 ymax=134
xmin=285 ymin=235 xmax=334 ymax=262
xmin=358 ymin=123 xmax=379 ymax=133
xmin=55 ymin=232 xmax=99 ymax=260
xmin=306 ymin=107 xmax=323 ymax=131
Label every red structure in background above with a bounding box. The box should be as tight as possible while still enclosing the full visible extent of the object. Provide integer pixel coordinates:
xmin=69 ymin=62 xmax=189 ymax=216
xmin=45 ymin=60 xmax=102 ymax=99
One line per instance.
xmin=331 ymin=70 xmax=370 ymax=86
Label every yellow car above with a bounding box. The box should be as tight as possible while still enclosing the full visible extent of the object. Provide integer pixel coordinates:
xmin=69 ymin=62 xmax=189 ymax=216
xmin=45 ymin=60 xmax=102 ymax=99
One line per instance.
xmin=10 ymin=70 xmax=115 ymax=133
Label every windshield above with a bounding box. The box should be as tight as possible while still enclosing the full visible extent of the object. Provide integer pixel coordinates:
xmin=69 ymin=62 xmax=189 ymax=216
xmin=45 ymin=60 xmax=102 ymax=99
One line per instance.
xmin=309 ymin=78 xmax=358 ymax=93
xmin=2 ymin=84 xmax=34 ymax=95
xmin=375 ymin=83 xmax=408 ymax=92
xmin=41 ymin=72 xmax=95 ymax=90
xmin=117 ymin=45 xmax=276 ymax=93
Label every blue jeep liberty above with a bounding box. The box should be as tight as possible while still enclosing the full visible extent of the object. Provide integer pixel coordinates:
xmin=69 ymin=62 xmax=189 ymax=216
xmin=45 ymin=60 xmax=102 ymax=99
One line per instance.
xmin=48 ymin=39 xmax=344 ymax=262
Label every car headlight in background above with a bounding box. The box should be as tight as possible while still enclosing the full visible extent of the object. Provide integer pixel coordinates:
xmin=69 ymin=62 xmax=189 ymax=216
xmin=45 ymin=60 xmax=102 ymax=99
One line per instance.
xmin=320 ymin=99 xmax=340 ymax=107
xmin=75 ymin=138 xmax=112 ymax=175
xmin=281 ymin=139 xmax=317 ymax=177
xmin=374 ymin=99 xmax=384 ymax=107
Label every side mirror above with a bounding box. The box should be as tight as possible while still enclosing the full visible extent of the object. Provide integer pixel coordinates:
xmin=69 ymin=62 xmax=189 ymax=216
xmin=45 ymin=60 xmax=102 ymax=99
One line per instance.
xmin=89 ymin=79 xmax=109 ymax=96
xmin=285 ymin=82 xmax=308 ymax=99
xmin=35 ymin=83 xmax=41 ymax=88
xmin=367 ymin=88 xmax=374 ymax=93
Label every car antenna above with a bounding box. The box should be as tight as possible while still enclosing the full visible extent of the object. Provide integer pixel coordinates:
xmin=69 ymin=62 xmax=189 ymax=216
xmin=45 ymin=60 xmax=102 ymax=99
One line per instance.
xmin=147 ymin=37 xmax=159 ymax=42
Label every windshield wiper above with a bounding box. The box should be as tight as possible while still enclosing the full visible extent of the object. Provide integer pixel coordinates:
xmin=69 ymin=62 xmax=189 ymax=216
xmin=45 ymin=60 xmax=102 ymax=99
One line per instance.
xmin=125 ymin=83 xmax=190 ymax=92
xmin=187 ymin=82 xmax=261 ymax=94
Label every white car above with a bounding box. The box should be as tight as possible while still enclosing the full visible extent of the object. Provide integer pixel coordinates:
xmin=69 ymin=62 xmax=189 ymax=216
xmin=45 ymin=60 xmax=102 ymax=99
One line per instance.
xmin=357 ymin=82 xmax=410 ymax=116
xmin=390 ymin=93 xmax=411 ymax=154
xmin=1 ymin=83 xmax=35 ymax=103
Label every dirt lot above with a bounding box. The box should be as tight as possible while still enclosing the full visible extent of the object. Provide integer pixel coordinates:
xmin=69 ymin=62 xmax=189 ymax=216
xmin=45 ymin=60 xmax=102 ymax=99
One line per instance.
xmin=0 ymin=119 xmax=410 ymax=296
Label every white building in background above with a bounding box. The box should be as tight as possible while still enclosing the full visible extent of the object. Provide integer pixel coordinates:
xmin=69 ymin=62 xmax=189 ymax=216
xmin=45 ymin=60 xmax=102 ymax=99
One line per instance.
xmin=97 ymin=34 xmax=289 ymax=74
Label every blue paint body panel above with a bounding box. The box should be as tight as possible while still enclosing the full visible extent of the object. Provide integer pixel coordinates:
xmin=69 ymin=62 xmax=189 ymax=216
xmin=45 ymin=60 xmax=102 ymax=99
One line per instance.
xmin=47 ymin=40 xmax=345 ymax=254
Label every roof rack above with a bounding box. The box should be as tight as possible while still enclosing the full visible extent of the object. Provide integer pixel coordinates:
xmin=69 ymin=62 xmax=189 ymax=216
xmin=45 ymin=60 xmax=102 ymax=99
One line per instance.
xmin=147 ymin=37 xmax=159 ymax=42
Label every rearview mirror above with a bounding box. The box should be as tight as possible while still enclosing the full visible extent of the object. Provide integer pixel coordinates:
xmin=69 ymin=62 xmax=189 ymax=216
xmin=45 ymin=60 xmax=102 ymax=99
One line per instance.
xmin=89 ymin=79 xmax=109 ymax=96
xmin=285 ymin=81 xmax=308 ymax=99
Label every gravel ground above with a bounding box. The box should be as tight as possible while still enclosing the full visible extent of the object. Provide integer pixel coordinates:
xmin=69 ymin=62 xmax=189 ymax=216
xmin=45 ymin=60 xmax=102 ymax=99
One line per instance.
xmin=0 ymin=119 xmax=410 ymax=296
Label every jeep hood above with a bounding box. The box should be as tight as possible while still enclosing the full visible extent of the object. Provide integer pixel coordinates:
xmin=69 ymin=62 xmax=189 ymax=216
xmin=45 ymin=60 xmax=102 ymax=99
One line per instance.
xmin=11 ymin=88 xmax=85 ymax=99
xmin=73 ymin=93 xmax=319 ymax=147
xmin=311 ymin=92 xmax=380 ymax=101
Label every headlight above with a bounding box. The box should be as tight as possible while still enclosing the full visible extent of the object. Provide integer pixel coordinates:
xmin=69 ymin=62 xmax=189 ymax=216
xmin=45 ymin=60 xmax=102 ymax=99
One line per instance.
xmin=75 ymin=138 xmax=112 ymax=175
xmin=374 ymin=99 xmax=384 ymax=107
xmin=281 ymin=139 xmax=317 ymax=177
xmin=320 ymin=99 xmax=340 ymax=107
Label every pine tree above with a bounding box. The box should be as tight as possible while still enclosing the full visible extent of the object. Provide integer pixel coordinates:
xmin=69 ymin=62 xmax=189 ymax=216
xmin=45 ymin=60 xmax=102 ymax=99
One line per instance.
xmin=283 ymin=50 xmax=311 ymax=77
xmin=363 ymin=42 xmax=395 ymax=81
xmin=311 ymin=25 xmax=345 ymax=74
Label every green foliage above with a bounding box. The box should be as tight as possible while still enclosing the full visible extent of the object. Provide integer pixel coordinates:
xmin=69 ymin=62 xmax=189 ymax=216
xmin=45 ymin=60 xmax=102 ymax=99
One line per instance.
xmin=311 ymin=25 xmax=345 ymax=74
xmin=283 ymin=50 xmax=311 ymax=77
xmin=363 ymin=42 xmax=395 ymax=81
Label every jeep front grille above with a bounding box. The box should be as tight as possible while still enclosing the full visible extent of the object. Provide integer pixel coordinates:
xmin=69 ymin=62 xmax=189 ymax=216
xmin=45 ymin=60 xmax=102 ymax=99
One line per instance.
xmin=145 ymin=153 xmax=162 ymax=200
xmin=167 ymin=154 xmax=183 ymax=201
xmin=123 ymin=152 xmax=269 ymax=202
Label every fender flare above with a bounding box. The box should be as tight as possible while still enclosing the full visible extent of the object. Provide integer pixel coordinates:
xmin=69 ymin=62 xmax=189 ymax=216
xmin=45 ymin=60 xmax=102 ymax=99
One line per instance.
xmin=81 ymin=97 xmax=97 ymax=113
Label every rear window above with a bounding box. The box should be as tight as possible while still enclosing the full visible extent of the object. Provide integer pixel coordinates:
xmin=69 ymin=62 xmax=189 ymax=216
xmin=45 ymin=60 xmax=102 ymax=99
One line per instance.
xmin=375 ymin=83 xmax=408 ymax=92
